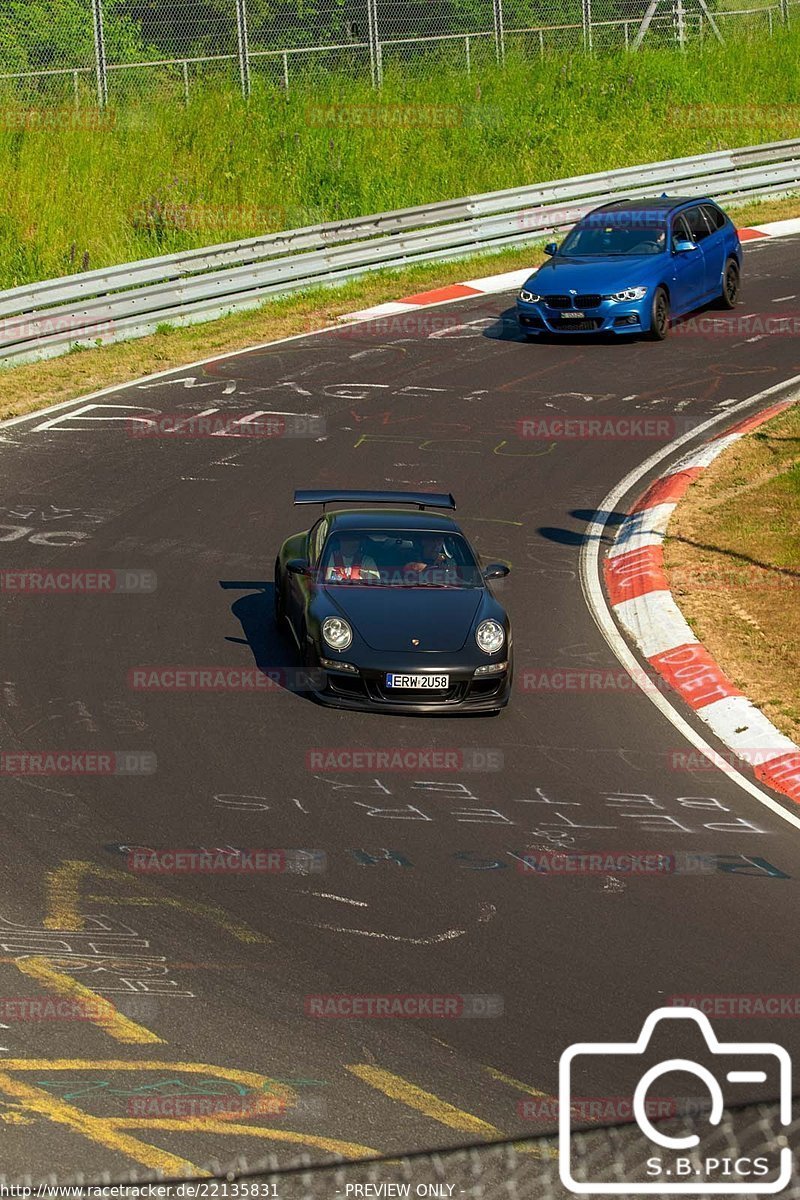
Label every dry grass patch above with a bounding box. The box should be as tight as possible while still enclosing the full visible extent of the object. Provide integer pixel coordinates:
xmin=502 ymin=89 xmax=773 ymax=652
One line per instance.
xmin=664 ymin=402 xmax=800 ymax=743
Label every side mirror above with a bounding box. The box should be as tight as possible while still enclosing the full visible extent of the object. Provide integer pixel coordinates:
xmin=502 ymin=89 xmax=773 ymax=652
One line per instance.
xmin=286 ymin=558 xmax=311 ymax=576
xmin=673 ymin=239 xmax=699 ymax=254
xmin=483 ymin=563 xmax=511 ymax=579
xmin=544 ymin=242 xmax=558 ymax=257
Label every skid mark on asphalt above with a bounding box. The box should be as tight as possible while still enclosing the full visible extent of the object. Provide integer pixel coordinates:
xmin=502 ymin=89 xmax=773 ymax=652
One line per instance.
xmin=44 ymin=860 xmax=268 ymax=943
xmin=16 ymin=958 xmax=164 ymax=1045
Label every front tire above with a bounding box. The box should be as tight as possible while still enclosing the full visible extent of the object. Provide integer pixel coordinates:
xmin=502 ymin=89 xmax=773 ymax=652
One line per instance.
xmin=718 ymin=258 xmax=740 ymax=309
xmin=648 ymin=287 xmax=670 ymax=341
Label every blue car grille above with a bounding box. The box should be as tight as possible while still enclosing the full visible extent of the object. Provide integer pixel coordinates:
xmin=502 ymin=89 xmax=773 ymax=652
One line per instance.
xmin=543 ymin=293 xmax=602 ymax=309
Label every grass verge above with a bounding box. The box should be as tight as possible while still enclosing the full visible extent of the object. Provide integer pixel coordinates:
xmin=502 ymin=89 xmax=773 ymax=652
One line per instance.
xmin=2 ymin=27 xmax=800 ymax=288
xmin=664 ymin=401 xmax=800 ymax=744
xmin=1 ymin=193 xmax=798 ymax=426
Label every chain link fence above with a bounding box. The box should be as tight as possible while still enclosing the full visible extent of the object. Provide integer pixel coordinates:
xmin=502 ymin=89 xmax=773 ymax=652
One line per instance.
xmin=0 ymin=0 xmax=797 ymax=105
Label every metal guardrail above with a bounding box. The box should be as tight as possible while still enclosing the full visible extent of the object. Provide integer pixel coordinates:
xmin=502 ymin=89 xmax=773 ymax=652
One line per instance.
xmin=2 ymin=137 xmax=799 ymax=368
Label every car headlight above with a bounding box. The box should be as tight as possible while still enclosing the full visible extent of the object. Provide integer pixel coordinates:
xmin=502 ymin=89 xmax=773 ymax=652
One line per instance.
xmin=322 ymin=616 xmax=352 ymax=650
xmin=519 ymin=289 xmax=541 ymax=303
xmin=475 ymin=619 xmax=505 ymax=655
xmin=607 ymin=286 xmax=648 ymax=302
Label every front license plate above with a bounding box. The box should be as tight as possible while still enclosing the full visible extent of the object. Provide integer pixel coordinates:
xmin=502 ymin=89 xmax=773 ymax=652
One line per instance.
xmin=561 ymin=311 xmax=586 ymax=319
xmin=386 ymin=673 xmax=450 ymax=689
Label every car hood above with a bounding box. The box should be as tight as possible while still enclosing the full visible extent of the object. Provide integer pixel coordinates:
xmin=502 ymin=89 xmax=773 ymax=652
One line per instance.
xmin=525 ymin=255 xmax=662 ymax=292
xmin=324 ymin=586 xmax=483 ymax=653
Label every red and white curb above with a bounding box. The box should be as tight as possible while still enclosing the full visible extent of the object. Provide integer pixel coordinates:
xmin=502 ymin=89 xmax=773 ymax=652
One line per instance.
xmin=603 ymin=401 xmax=800 ymax=806
xmin=339 ymin=217 xmax=800 ymax=322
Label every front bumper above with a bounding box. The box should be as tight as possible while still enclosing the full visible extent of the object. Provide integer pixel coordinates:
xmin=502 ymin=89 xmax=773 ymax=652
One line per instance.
xmin=516 ymin=296 xmax=649 ymax=336
xmin=310 ymin=658 xmax=513 ymax=714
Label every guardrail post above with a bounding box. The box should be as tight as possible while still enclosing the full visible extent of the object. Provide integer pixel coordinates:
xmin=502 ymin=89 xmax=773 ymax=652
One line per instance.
xmin=91 ymin=0 xmax=108 ymax=108
xmin=235 ymin=0 xmax=251 ymax=99
xmin=493 ymin=0 xmax=506 ymax=64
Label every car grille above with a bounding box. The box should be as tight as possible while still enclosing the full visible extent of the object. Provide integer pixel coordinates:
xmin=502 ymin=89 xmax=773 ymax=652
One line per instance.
xmin=368 ymin=679 xmax=468 ymax=704
xmin=543 ymin=294 xmax=602 ymax=309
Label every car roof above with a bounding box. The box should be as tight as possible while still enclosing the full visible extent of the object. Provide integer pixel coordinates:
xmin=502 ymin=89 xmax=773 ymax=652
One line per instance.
xmin=324 ymin=509 xmax=461 ymax=532
xmin=586 ymin=196 xmax=718 ymax=219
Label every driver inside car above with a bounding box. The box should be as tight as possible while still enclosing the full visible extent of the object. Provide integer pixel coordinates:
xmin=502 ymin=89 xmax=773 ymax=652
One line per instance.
xmin=403 ymin=535 xmax=457 ymax=581
xmin=324 ymin=534 xmax=380 ymax=582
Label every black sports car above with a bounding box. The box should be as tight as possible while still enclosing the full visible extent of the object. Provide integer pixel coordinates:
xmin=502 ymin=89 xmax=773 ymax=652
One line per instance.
xmin=274 ymin=490 xmax=513 ymax=713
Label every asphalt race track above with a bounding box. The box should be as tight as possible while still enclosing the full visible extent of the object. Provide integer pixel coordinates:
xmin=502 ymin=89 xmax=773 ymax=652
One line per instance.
xmin=1 ymin=232 xmax=799 ymax=1185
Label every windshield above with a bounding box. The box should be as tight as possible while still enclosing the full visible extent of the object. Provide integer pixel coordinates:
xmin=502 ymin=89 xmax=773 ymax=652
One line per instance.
xmin=559 ymin=219 xmax=667 ymax=256
xmin=318 ymin=529 xmax=483 ymax=586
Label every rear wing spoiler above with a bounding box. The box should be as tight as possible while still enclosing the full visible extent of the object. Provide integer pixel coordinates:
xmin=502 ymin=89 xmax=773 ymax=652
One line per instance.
xmin=293 ymin=489 xmax=456 ymax=512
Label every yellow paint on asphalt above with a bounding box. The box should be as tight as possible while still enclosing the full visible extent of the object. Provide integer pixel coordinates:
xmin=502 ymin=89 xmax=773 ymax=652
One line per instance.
xmin=16 ymin=957 xmax=164 ymax=1045
xmin=346 ymin=1065 xmax=504 ymax=1136
xmin=0 ymin=1072 xmax=204 ymax=1176
xmin=347 ymin=1065 xmax=555 ymax=1159
xmin=485 ymin=1066 xmax=550 ymax=1097
xmin=44 ymin=860 xmax=268 ymax=943
xmin=109 ymin=1118 xmax=379 ymax=1158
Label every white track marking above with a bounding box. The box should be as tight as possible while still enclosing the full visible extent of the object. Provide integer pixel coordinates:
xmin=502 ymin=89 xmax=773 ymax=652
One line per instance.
xmin=580 ymin=373 xmax=800 ymax=833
